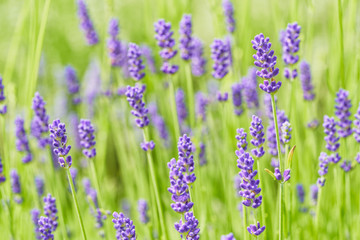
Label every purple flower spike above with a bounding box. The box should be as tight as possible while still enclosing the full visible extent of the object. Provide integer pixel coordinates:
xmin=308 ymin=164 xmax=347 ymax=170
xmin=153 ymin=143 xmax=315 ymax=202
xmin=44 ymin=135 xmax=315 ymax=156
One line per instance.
xmin=15 ymin=117 xmax=32 ymax=164
xmin=247 ymin=221 xmax=266 ymax=236
xmin=281 ymin=121 xmax=292 ymax=144
xmin=107 ymin=18 xmax=124 ymax=67
xmin=10 ymin=169 xmax=22 ymax=204
xmin=296 ymin=184 xmax=305 ymax=203
xmin=138 ymin=199 xmax=149 ymax=224
xmin=335 ymin=89 xmax=352 ymax=138
xmin=221 ymin=232 xmax=236 ymax=240
xmin=179 ymin=14 xmax=193 ymax=61
xmin=112 ymin=212 xmax=136 ymax=240
xmin=0 ymin=76 xmax=7 ymax=114
xmin=43 ymin=194 xmax=58 ymax=231
xmin=236 ymin=128 xmax=248 ymax=151
xmin=176 ymin=88 xmax=188 ymax=126
xmin=242 ymin=68 xmax=259 ymax=109
xmin=323 ymin=116 xmax=340 ymax=152
xmin=211 ymin=39 xmax=230 ymax=79
xmin=128 ymin=43 xmax=145 ymax=81
xmin=0 ymin=157 xmax=5 ymax=183
xmin=354 ymin=103 xmax=360 ymax=142
xmin=174 ymin=212 xmax=200 ymax=240
xmin=249 ymin=115 xmax=265 ymax=158
xmin=318 ymin=152 xmax=329 ymax=184
xmin=31 ymin=92 xmax=50 ymax=148
xmin=340 ymin=160 xmax=352 ymax=172
xmin=154 ymin=19 xmax=179 ymax=74
xmin=83 ymin=178 xmax=99 ymax=208
xmin=252 ymin=33 xmax=281 ymax=93
xmin=222 ymin=0 xmax=235 ymax=33
xmin=35 ymin=176 xmax=44 ymax=197
xmin=141 ymin=141 xmax=155 ymax=151
xmin=231 ymin=83 xmax=243 ymax=116
xmin=49 ymin=119 xmax=72 ymax=168
xmin=274 ymin=168 xmax=282 ymax=180
xmin=38 ymin=216 xmax=54 ymax=240
xmin=310 ymin=184 xmax=318 ymax=205
xmin=177 ymin=134 xmax=196 ymax=185
xmin=199 ymin=142 xmax=207 ymax=166
xmin=78 ymin=119 xmax=96 ymax=158
xmin=125 ymin=84 xmax=150 ymax=128
xmin=77 ymin=0 xmax=99 ymax=45
xmin=299 ymin=61 xmax=315 ymax=100
xmin=31 ymin=209 xmax=41 ymax=239
xmin=191 ymin=38 xmax=206 ymax=76
xmin=64 ymin=66 xmax=82 ymax=104
xmin=217 ymin=92 xmax=229 ymax=102
xmin=195 ymin=92 xmax=208 ymax=122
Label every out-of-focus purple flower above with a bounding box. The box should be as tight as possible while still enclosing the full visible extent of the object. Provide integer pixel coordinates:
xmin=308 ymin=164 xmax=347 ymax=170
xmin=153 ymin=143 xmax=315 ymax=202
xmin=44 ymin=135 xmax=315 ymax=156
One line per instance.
xmin=299 ymin=61 xmax=315 ymax=100
xmin=31 ymin=92 xmax=50 ymax=148
xmin=217 ymin=92 xmax=228 ymax=102
xmin=141 ymin=141 xmax=155 ymax=151
xmin=340 ymin=160 xmax=352 ymax=172
xmin=222 ymin=0 xmax=235 ymax=33
xmin=128 ymin=43 xmax=145 ymax=81
xmin=252 ymin=33 xmax=281 ymax=93
xmin=356 ymin=153 xmax=360 ymax=164
xmin=310 ymin=184 xmax=318 ymax=205
xmin=78 ymin=119 xmax=96 ymax=158
xmin=0 ymin=157 xmax=5 ymax=183
xmin=112 ymin=212 xmax=136 ymax=240
xmin=236 ymin=128 xmax=248 ymax=151
xmin=43 ymin=194 xmax=58 ymax=231
xmin=274 ymin=168 xmax=291 ymax=182
xmin=15 ymin=117 xmax=32 ymax=163
xmin=199 ymin=142 xmax=207 ymax=166
xmin=296 ymin=184 xmax=305 ymax=203
xmin=249 ymin=115 xmax=265 ymax=158
xmin=10 ymin=169 xmax=22 ymax=203
xmin=307 ymin=119 xmax=319 ymax=129
xmin=174 ymin=211 xmax=200 ymax=240
xmin=125 ymin=84 xmax=150 ymax=128
xmin=35 ymin=176 xmax=44 ymax=197
xmin=271 ymin=158 xmax=279 ymax=168
xmin=83 ymin=178 xmax=99 ymax=208
xmin=335 ymin=89 xmax=352 ymax=138
xmin=64 ymin=65 xmax=81 ymax=104
xmin=280 ymin=22 xmax=301 ymax=79
xmin=154 ymin=19 xmax=179 ymax=74
xmin=247 ymin=221 xmax=266 ymax=236
xmin=231 ymin=82 xmax=243 ymax=116
xmin=323 ymin=116 xmax=340 ymax=152
xmin=77 ymin=0 xmax=99 ymax=45
xmin=281 ymin=121 xmax=292 ymax=144
xmin=31 ymin=209 xmax=41 ymax=239
xmin=38 ymin=216 xmax=54 ymax=240
xmin=49 ymin=119 xmax=72 ymax=168
xmin=70 ymin=168 xmax=78 ymax=191
xmin=138 ymin=199 xmax=149 ymax=224
xmin=141 ymin=45 xmax=157 ymax=73
xmin=195 ymin=92 xmax=208 ymax=122
xmin=176 ymin=88 xmax=188 ymax=128
xmin=107 ymin=18 xmax=123 ymax=67
xmin=267 ymin=123 xmax=277 ymax=156
xmin=148 ymin=102 xmax=169 ymax=143
xmin=179 ymin=14 xmax=193 ymax=61
xmin=191 ymin=38 xmax=206 ymax=76
xmin=0 ymin=76 xmax=7 ymax=114
xmin=317 ymin=152 xmax=329 ymax=187
xmin=211 ymin=39 xmax=230 ymax=79
xmin=354 ymin=103 xmax=360 ymax=142
xmin=221 ymin=232 xmax=236 ymax=240
xmin=242 ymin=68 xmax=259 ymax=109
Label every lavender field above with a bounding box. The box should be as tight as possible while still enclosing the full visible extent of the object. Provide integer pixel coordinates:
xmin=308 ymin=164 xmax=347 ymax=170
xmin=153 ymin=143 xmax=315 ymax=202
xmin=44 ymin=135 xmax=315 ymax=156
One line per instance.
xmin=0 ymin=0 xmax=359 ymax=239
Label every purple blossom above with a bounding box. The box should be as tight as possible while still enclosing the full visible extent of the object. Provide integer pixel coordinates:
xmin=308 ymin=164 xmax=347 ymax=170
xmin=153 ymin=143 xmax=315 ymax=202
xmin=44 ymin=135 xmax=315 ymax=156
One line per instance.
xmin=222 ymin=0 xmax=235 ymax=33
xmin=0 ymin=157 xmax=5 ymax=183
xmin=281 ymin=121 xmax=292 ymax=144
xmin=43 ymin=194 xmax=58 ymax=231
xmin=174 ymin=212 xmax=200 ymax=240
xmin=78 ymin=119 xmax=96 ymax=158
xmin=70 ymin=168 xmax=78 ymax=191
xmin=299 ymin=61 xmax=315 ymax=100
xmin=10 ymin=169 xmax=22 ymax=203
xmin=247 ymin=221 xmax=266 ymax=236
xmin=15 ymin=117 xmax=32 ymax=163
xmin=38 ymin=216 xmax=54 ymax=240
xmin=231 ymin=82 xmax=243 ymax=116
xmin=176 ymin=88 xmax=188 ymax=126
xmin=83 ymin=178 xmax=99 ymax=208
xmin=141 ymin=45 xmax=157 ymax=73
xmin=112 ymin=212 xmax=136 ymax=240
xmin=323 ymin=116 xmax=340 ymax=152
xmin=296 ymin=184 xmax=305 ymax=203
xmin=211 ymin=39 xmax=230 ymax=79
xmin=236 ymin=128 xmax=248 ymax=151
xmin=310 ymin=184 xmax=318 ymax=205
xmin=191 ymin=38 xmax=206 ymax=76
xmin=354 ymin=103 xmax=360 ymax=142
xmin=249 ymin=115 xmax=265 ymax=158
xmin=49 ymin=119 xmax=72 ymax=168
xmin=128 ymin=43 xmax=145 ymax=81
xmin=177 ymin=134 xmax=196 ymax=185
xmin=340 ymin=160 xmax=352 ymax=172
xmin=0 ymin=76 xmax=6 ymax=114
xmin=241 ymin=68 xmax=259 ymax=109
xmin=335 ymin=89 xmax=352 ymax=138
xmin=77 ymin=0 xmax=99 ymax=45
xmin=31 ymin=209 xmax=41 ymax=239
xmin=107 ymin=18 xmax=123 ymax=67
xmin=217 ymin=92 xmax=229 ymax=102
xmin=138 ymin=199 xmax=149 ymax=224
xmin=141 ymin=141 xmax=155 ymax=151
xmin=199 ymin=142 xmax=207 ymax=166
xmin=195 ymin=92 xmax=208 ymax=122
xmin=221 ymin=233 xmax=236 ymax=240
xmin=35 ymin=176 xmax=44 ymax=197
xmin=64 ymin=65 xmax=81 ymax=104
xmin=125 ymin=84 xmax=150 ymax=128
xmin=31 ymin=92 xmax=50 ymax=148
xmin=317 ymin=152 xmax=329 ymax=187
xmin=179 ymin=14 xmax=193 ymax=60
xmin=307 ymin=119 xmax=319 ymax=129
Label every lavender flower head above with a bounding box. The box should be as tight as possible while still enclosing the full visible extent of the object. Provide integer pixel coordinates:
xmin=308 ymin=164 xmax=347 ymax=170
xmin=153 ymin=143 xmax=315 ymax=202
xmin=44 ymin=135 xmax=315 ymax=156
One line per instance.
xmin=49 ymin=119 xmax=72 ymax=168
xmin=249 ymin=115 xmax=265 ymax=158
xmin=15 ymin=117 xmax=32 ymax=163
xmin=217 ymin=92 xmax=229 ymax=102
xmin=154 ymin=19 xmax=179 ymax=74
xmin=177 ymin=134 xmax=196 ymax=185
xmin=140 ymin=141 xmax=155 ymax=152
xmin=137 ymin=199 xmax=149 ymax=224
xmin=64 ymin=65 xmax=81 ymax=104
xmin=323 ymin=116 xmax=340 ymax=152
xmin=310 ymin=184 xmax=318 ymax=205
xmin=231 ymin=82 xmax=243 ymax=116
xmin=107 ymin=18 xmax=123 ymax=67
xmin=31 ymin=92 xmax=50 ymax=148
xmin=191 ymin=38 xmax=206 ymax=76
xmin=354 ymin=103 xmax=360 ymax=142
xmin=83 ymin=178 xmax=99 ymax=207
xmin=296 ymin=184 xmax=305 ymax=203
xmin=112 ymin=212 xmax=136 ymax=240
xmin=31 ymin=209 xmax=41 ymax=239
xmin=199 ymin=142 xmax=207 ymax=166
xmin=10 ymin=169 xmax=22 ymax=203
xmin=222 ymin=0 xmax=235 ymax=33
xmin=335 ymin=89 xmax=352 ymax=138
xmin=281 ymin=121 xmax=292 ymax=144
xmin=247 ymin=222 xmax=266 ymax=236
xmin=125 ymin=84 xmax=150 ymax=128
xmin=35 ymin=176 xmax=44 ymax=197
xmin=236 ymin=128 xmax=248 ymax=151
xmin=43 ymin=194 xmax=58 ymax=231
xmin=174 ymin=211 xmax=200 ymax=240
xmin=340 ymin=160 xmax=352 ymax=172
xmin=252 ymin=33 xmax=281 ymax=93
xmin=0 ymin=76 xmax=6 ymax=114
xmin=280 ymin=22 xmax=301 ymax=79
xmin=221 ymin=233 xmax=236 ymax=240
xmin=0 ymin=157 xmax=5 ymax=183
xmin=128 ymin=43 xmax=145 ymax=81
xmin=241 ymin=68 xmax=259 ymax=109
xmin=78 ymin=119 xmax=96 ymax=158
xmin=211 ymin=39 xmax=230 ymax=79
xmin=176 ymin=88 xmax=188 ymax=125
xmin=195 ymin=92 xmax=208 ymax=122
xmin=38 ymin=216 xmax=54 ymax=240
xmin=77 ymin=0 xmax=99 ymax=45
xmin=317 ymin=152 xmax=329 ymax=187
xmin=179 ymin=14 xmax=193 ymax=61
xmin=299 ymin=61 xmax=315 ymax=100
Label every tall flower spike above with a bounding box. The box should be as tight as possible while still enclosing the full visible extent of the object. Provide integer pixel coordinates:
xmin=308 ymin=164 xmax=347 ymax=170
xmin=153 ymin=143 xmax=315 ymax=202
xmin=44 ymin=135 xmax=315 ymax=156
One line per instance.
xmin=31 ymin=209 xmax=41 ymax=239
xmin=299 ymin=61 xmax=315 ymax=100
xmin=335 ymin=89 xmax=352 ymax=138
xmin=154 ymin=19 xmax=179 ymax=74
xmin=252 ymin=33 xmax=281 ymax=93
xmin=280 ymin=22 xmax=301 ymax=79
xmin=211 ymin=39 xmax=230 ymax=79
xmin=128 ymin=43 xmax=145 ymax=81
xmin=31 ymin=92 xmax=50 ymax=148
xmin=354 ymin=103 xmax=360 ymax=142
xmin=222 ymin=0 xmax=235 ymax=33
xmin=125 ymin=84 xmax=150 ymax=128
xmin=174 ymin=211 xmax=200 ymax=240
xmin=177 ymin=134 xmax=196 ymax=185
xmin=64 ymin=65 xmax=81 ymax=104
xmin=10 ymin=169 xmax=22 ymax=203
xmin=107 ymin=18 xmax=123 ymax=67
xmin=138 ymin=199 xmax=149 ymax=224
xmin=77 ymin=0 xmax=99 ymax=45
xmin=241 ymin=68 xmax=259 ymax=109
xmin=78 ymin=119 xmax=96 ymax=158
xmin=296 ymin=184 xmax=305 ymax=203
xmin=112 ymin=212 xmax=136 ymax=240
xmin=231 ymin=82 xmax=243 ymax=116
xmin=176 ymin=88 xmax=188 ymax=127
xmin=323 ymin=116 xmax=340 ymax=152
xmin=35 ymin=176 xmax=44 ymax=197
xmin=0 ymin=157 xmax=5 ymax=183
xmin=310 ymin=184 xmax=318 ymax=205
xmin=38 ymin=216 xmax=54 ymax=240
xmin=249 ymin=115 xmax=265 ymax=158
xmin=0 ymin=76 xmax=7 ymax=114
xmin=317 ymin=152 xmax=329 ymax=187
xmin=43 ymin=194 xmax=58 ymax=231
xmin=191 ymin=37 xmax=206 ymax=76
xmin=179 ymin=14 xmax=193 ymax=61
xmin=49 ymin=119 xmax=72 ymax=168
xmin=15 ymin=117 xmax=32 ymax=163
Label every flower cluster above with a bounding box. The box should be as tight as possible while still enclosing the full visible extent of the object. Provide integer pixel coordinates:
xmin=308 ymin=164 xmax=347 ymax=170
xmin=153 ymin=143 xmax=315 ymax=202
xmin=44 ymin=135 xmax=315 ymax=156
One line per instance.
xmin=38 ymin=216 xmax=54 ymax=240
xmin=231 ymin=82 xmax=243 ymax=116
xmin=31 ymin=209 xmax=41 ymax=239
xmin=247 ymin=222 xmax=266 ymax=236
xmin=43 ymin=194 xmax=58 ymax=231
xmin=35 ymin=176 xmax=44 ymax=197
xmin=31 ymin=92 xmax=50 ymax=148
xmin=299 ymin=61 xmax=315 ymax=100
xmin=137 ymin=199 xmax=149 ymax=224
xmin=221 ymin=232 xmax=236 ymax=240
xmin=211 ymin=39 xmax=230 ymax=79
xmin=128 ymin=43 xmax=145 ymax=81
xmin=49 ymin=119 xmax=72 ymax=168
xmin=15 ymin=117 xmax=32 ymax=163
xmin=222 ymin=0 xmax=235 ymax=33
xmin=0 ymin=76 xmax=6 ymax=114
xmin=335 ymin=89 xmax=352 ymax=138
xmin=174 ymin=212 xmax=200 ymax=240
xmin=354 ymin=103 xmax=360 ymax=142
xmin=77 ymin=0 xmax=98 ymax=45
xmin=179 ymin=14 xmax=193 ymax=61
xmin=112 ymin=212 xmax=136 ymax=240
xmin=217 ymin=92 xmax=228 ymax=102
xmin=140 ymin=141 xmax=155 ymax=151
xmin=274 ymin=168 xmax=291 ymax=182
xmin=241 ymin=68 xmax=259 ymax=109
xmin=10 ymin=169 xmax=22 ymax=203
xmin=64 ymin=65 xmax=81 ymax=104
xmin=154 ymin=19 xmax=179 ymax=74
xmin=78 ymin=119 xmax=96 ymax=158
xmin=281 ymin=121 xmax=292 ymax=144
xmin=252 ymin=33 xmax=281 ymax=93
xmin=107 ymin=18 xmax=124 ymax=67
xmin=195 ymin=92 xmax=208 ymax=122
xmin=236 ymin=128 xmax=248 ymax=151
xmin=125 ymin=85 xmax=150 ymax=128
xmin=191 ymin=38 xmax=206 ymax=76
xmin=323 ymin=116 xmax=340 ymax=152
xmin=249 ymin=115 xmax=265 ymax=158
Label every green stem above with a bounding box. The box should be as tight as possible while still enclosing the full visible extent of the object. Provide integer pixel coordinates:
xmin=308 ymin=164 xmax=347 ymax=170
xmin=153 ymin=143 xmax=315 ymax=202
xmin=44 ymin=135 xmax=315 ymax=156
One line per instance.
xmin=243 ymin=205 xmax=248 ymax=240
xmin=338 ymin=0 xmax=345 ymax=89
xmin=89 ymin=158 xmax=103 ymax=207
xmin=169 ymin=79 xmax=181 ymax=139
xmin=279 ymin=183 xmax=284 ymax=240
xmin=316 ymin=186 xmax=322 ymax=238
xmin=334 ymin=167 xmax=344 ymax=240
xmin=67 ymin=168 xmax=87 ymax=240
xmin=185 ymin=63 xmax=195 ymax=128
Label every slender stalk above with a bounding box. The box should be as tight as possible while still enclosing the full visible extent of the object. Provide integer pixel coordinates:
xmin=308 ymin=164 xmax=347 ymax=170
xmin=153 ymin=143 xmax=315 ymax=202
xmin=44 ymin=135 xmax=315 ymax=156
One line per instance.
xmin=316 ymin=186 xmax=322 ymax=238
xmin=279 ymin=183 xmax=284 ymax=240
xmin=185 ymin=63 xmax=195 ymax=128
xmin=67 ymin=168 xmax=87 ymax=240
xmin=243 ymin=205 xmax=248 ymax=240
xmin=89 ymin=158 xmax=103 ymax=207
xmin=337 ymin=0 xmax=345 ymax=89
xmin=334 ymin=167 xmax=344 ymax=240
xmin=169 ymin=79 xmax=181 ymax=139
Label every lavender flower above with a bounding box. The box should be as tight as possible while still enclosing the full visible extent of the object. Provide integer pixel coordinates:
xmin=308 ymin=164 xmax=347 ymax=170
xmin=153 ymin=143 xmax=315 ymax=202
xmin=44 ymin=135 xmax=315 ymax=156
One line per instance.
xmin=112 ymin=212 xmax=136 ymax=240
xmin=281 ymin=121 xmax=292 ymax=144
xmin=137 ymin=199 xmax=149 ymax=224
xmin=280 ymin=22 xmax=301 ymax=79
xmin=43 ymin=194 xmax=58 ymax=231
xmin=247 ymin=222 xmax=266 ymax=236
xmin=199 ymin=142 xmax=207 ymax=166
xmin=241 ymin=68 xmax=259 ymax=109
xmin=107 ymin=18 xmax=123 ymax=67
xmin=236 ymin=128 xmax=248 ymax=151
xmin=176 ymin=88 xmax=188 ymax=127
xmin=0 ymin=157 xmax=5 ymax=183
xmin=140 ymin=141 xmax=155 ymax=151
xmin=31 ymin=209 xmax=41 ymax=239
xmin=310 ymin=184 xmax=318 ymax=205
xmin=148 ymin=102 xmax=169 ymax=143
xmin=177 ymin=134 xmax=196 ymax=185
xmin=340 ymin=160 xmax=352 ymax=172
xmin=64 ymin=65 xmax=81 ymax=104
xmin=299 ymin=61 xmax=315 ymax=100
xmin=195 ymin=92 xmax=208 ymax=122
xmin=35 ymin=176 xmax=44 ymax=197
xmin=274 ymin=168 xmax=291 ymax=182
xmin=154 ymin=19 xmax=179 ymax=74
xmin=221 ymin=233 xmax=236 ymax=240
xmin=78 ymin=119 xmax=96 ymax=158
xmin=252 ymin=33 xmax=281 ymax=93
xmin=77 ymin=0 xmax=99 ymax=45
xmin=296 ymin=184 xmax=305 ymax=203
xmin=49 ymin=119 xmax=72 ymax=168
xmin=38 ymin=216 xmax=54 ymax=240
xmin=317 ymin=152 xmax=329 ymax=187
xmin=83 ymin=178 xmax=99 ymax=207
xmin=222 ymin=0 xmax=235 ymax=33
xmin=249 ymin=115 xmax=265 ymax=158
xmin=307 ymin=119 xmax=319 ymax=129
xmin=31 ymin=92 xmax=50 ymax=148
xmin=231 ymin=82 xmax=243 ymax=116
xmin=0 ymin=76 xmax=6 ymax=114
xmin=191 ymin=38 xmax=206 ymax=76
xmin=141 ymin=45 xmax=157 ymax=73
xmin=211 ymin=39 xmax=230 ymax=79
xmin=15 ymin=117 xmax=32 ymax=163
xmin=323 ymin=116 xmax=340 ymax=152
xmin=125 ymin=85 xmax=150 ymax=128
xmin=174 ymin=212 xmax=200 ymax=240
xmin=356 ymin=153 xmax=360 ymax=164
xmin=179 ymin=14 xmax=193 ymax=60
xmin=335 ymin=89 xmax=352 ymax=138
xmin=217 ymin=92 xmax=228 ymax=102
xmin=70 ymin=168 xmax=78 ymax=191
xmin=10 ymin=169 xmax=22 ymax=203
xmin=128 ymin=43 xmax=145 ymax=81
xmin=354 ymin=103 xmax=360 ymax=142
